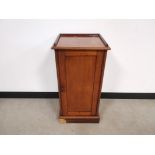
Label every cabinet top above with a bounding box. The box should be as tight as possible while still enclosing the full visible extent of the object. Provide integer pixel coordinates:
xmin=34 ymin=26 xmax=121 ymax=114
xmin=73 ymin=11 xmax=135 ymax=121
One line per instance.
xmin=52 ymin=34 xmax=111 ymax=50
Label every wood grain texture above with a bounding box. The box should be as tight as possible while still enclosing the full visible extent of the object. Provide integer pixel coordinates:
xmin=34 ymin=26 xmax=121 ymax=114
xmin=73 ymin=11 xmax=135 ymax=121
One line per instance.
xmin=65 ymin=51 xmax=97 ymax=115
xmin=53 ymin=34 xmax=110 ymax=123
xmin=52 ymin=34 xmax=111 ymax=50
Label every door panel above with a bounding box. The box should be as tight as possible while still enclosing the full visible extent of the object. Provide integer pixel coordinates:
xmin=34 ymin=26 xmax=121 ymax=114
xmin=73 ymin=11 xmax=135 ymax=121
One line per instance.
xmin=66 ymin=54 xmax=96 ymax=115
xmin=58 ymin=51 xmax=104 ymax=116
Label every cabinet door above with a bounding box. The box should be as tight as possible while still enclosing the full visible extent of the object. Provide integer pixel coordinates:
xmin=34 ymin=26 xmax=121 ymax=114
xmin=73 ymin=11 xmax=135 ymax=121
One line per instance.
xmin=57 ymin=51 xmax=105 ymax=116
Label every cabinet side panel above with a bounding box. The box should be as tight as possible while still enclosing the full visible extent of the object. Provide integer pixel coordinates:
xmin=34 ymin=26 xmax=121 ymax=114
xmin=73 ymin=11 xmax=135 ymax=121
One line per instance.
xmin=91 ymin=51 xmax=107 ymax=115
xmin=57 ymin=51 xmax=68 ymax=115
xmin=54 ymin=51 xmax=62 ymax=115
xmin=96 ymin=51 xmax=107 ymax=114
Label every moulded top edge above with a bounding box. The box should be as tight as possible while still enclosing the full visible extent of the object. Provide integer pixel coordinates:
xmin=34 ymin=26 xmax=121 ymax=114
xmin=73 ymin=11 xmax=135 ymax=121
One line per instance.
xmin=52 ymin=33 xmax=111 ymax=50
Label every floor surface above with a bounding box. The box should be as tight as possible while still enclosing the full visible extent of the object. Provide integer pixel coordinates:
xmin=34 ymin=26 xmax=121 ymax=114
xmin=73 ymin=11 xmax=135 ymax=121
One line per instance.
xmin=0 ymin=99 xmax=155 ymax=135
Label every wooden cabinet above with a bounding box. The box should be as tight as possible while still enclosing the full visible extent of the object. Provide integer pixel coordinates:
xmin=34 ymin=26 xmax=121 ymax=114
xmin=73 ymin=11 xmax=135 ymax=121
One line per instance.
xmin=52 ymin=34 xmax=110 ymax=123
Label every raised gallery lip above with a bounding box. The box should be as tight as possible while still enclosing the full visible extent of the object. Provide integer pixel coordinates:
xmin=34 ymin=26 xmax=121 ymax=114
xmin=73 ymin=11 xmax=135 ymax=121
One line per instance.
xmin=51 ymin=33 xmax=111 ymax=51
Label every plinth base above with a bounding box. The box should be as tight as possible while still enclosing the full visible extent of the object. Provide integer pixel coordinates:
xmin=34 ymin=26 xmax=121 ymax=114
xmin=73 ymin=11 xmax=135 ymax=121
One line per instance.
xmin=59 ymin=115 xmax=100 ymax=123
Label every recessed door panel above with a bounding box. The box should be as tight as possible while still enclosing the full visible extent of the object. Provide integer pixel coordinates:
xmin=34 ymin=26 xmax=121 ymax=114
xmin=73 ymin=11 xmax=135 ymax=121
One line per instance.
xmin=65 ymin=54 xmax=96 ymax=115
xmin=58 ymin=51 xmax=104 ymax=116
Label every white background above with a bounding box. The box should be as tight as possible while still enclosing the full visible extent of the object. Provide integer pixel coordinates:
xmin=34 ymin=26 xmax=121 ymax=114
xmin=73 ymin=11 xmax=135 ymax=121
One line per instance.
xmin=0 ymin=19 xmax=155 ymax=92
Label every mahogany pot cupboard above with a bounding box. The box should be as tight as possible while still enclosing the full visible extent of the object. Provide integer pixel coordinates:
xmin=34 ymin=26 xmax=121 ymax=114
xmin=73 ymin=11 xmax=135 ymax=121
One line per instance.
xmin=52 ymin=34 xmax=110 ymax=123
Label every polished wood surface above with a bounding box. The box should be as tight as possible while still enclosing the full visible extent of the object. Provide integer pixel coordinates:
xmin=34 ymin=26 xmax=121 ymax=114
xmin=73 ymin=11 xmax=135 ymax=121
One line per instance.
xmin=52 ymin=34 xmax=110 ymax=123
xmin=53 ymin=34 xmax=110 ymax=50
